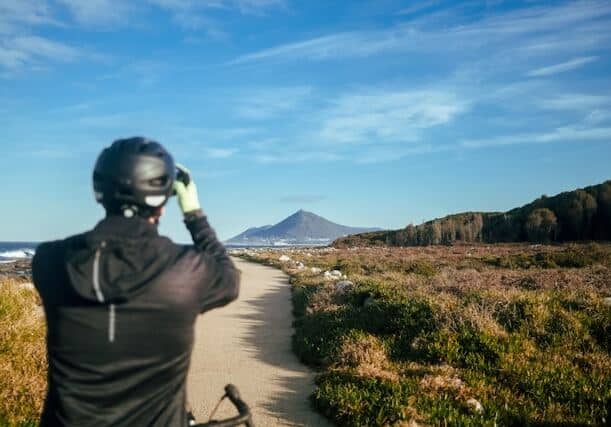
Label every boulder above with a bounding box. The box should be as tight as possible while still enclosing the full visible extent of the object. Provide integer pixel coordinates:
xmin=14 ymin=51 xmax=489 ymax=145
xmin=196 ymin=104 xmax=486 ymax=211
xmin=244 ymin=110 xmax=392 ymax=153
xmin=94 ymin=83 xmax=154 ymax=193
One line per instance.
xmin=323 ymin=270 xmax=342 ymax=280
xmin=363 ymin=295 xmax=376 ymax=307
xmin=279 ymin=255 xmax=291 ymax=262
xmin=310 ymin=267 xmax=322 ymax=274
xmin=334 ymin=280 xmax=354 ymax=294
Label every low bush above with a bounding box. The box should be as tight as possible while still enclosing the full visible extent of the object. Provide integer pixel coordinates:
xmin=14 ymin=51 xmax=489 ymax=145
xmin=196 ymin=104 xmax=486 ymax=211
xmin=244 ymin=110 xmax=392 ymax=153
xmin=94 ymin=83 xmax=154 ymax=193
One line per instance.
xmin=238 ymin=243 xmax=611 ymax=425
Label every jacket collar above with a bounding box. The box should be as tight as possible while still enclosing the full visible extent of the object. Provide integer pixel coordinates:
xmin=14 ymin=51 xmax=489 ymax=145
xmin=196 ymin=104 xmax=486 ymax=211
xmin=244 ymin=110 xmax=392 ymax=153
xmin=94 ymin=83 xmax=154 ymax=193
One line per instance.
xmin=92 ymin=215 xmax=159 ymax=239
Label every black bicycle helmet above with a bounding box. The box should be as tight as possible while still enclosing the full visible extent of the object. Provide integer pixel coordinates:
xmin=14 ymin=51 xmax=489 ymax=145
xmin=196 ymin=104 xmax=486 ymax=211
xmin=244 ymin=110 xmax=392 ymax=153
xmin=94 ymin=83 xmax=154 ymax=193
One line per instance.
xmin=93 ymin=137 xmax=175 ymax=217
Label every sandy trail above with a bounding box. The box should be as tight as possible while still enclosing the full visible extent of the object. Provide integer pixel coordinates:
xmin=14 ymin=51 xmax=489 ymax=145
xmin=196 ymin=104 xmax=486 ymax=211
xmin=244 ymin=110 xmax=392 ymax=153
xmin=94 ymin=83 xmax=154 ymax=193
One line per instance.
xmin=187 ymin=258 xmax=331 ymax=427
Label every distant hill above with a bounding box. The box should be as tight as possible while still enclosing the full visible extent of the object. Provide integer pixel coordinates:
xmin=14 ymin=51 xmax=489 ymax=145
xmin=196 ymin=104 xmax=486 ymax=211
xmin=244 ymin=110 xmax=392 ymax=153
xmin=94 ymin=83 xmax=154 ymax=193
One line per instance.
xmin=334 ymin=180 xmax=611 ymax=247
xmin=227 ymin=209 xmax=380 ymax=246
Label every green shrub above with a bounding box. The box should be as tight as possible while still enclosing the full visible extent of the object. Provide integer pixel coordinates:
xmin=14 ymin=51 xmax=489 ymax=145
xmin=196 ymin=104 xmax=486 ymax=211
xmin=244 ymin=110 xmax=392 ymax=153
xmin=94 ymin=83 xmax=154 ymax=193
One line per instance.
xmin=313 ymin=371 xmax=416 ymax=426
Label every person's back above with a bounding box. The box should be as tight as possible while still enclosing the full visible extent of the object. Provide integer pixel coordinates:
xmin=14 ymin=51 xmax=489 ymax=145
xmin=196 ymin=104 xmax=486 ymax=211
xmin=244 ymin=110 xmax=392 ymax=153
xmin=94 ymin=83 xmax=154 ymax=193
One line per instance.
xmin=32 ymin=137 xmax=240 ymax=426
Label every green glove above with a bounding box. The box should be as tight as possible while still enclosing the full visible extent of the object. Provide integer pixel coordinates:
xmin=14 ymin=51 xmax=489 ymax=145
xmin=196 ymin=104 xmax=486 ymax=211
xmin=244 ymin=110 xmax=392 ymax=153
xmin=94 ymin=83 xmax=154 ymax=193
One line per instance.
xmin=173 ymin=164 xmax=201 ymax=214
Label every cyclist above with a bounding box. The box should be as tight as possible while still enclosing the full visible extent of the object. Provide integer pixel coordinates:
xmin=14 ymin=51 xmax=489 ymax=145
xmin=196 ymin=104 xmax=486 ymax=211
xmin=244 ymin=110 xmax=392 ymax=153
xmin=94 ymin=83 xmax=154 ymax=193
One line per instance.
xmin=32 ymin=137 xmax=240 ymax=426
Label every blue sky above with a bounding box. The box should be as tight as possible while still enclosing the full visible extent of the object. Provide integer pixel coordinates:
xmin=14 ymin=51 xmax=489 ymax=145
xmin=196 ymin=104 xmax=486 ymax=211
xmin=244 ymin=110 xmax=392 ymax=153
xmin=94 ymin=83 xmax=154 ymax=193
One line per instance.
xmin=1 ymin=0 xmax=610 ymax=242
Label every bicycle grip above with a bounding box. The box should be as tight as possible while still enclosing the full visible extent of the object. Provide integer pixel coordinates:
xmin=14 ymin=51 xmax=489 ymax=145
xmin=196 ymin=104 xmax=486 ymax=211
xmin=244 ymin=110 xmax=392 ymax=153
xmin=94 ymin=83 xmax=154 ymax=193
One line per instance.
xmin=225 ymin=384 xmax=241 ymax=403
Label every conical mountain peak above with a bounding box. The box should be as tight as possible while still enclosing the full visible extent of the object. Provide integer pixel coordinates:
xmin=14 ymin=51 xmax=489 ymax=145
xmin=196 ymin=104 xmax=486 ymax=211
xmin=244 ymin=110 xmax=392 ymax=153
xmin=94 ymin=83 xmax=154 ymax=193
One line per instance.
xmin=227 ymin=210 xmax=380 ymax=246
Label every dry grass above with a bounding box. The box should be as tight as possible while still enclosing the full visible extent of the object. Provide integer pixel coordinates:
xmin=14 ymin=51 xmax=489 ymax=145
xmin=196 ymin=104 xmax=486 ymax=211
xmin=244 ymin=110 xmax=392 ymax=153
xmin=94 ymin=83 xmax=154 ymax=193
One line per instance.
xmin=0 ymin=278 xmax=46 ymax=426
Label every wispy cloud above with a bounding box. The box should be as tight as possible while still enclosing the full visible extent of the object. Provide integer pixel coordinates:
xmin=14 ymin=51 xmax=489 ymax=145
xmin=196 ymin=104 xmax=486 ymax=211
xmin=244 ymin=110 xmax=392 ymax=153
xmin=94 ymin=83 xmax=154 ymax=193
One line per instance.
xmin=56 ymin=0 xmax=131 ymax=26
xmin=0 ymin=0 xmax=59 ymax=34
xmin=396 ymin=0 xmax=439 ymax=16
xmin=235 ymin=86 xmax=312 ymax=120
xmin=0 ymin=35 xmax=82 ymax=70
xmin=318 ymin=90 xmax=469 ymax=145
xmin=461 ymin=126 xmax=611 ymax=148
xmin=205 ymin=147 xmax=237 ymax=158
xmin=539 ymin=94 xmax=611 ymax=111
xmin=254 ymin=151 xmax=342 ymax=163
xmin=229 ymin=1 xmax=611 ymax=65
xmin=526 ymin=56 xmax=599 ymax=77
xmin=149 ymin=0 xmax=285 ymax=31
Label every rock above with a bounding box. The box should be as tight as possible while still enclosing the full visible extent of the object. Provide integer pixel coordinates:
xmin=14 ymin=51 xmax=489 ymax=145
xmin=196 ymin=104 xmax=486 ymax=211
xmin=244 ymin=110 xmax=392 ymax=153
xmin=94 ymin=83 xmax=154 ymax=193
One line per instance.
xmin=295 ymin=262 xmax=305 ymax=270
xmin=363 ymin=295 xmax=376 ymax=307
xmin=323 ymin=270 xmax=342 ymax=280
xmin=334 ymin=280 xmax=353 ymax=294
xmin=466 ymin=398 xmax=484 ymax=414
xmin=279 ymin=255 xmax=291 ymax=262
xmin=603 ymin=297 xmax=611 ymax=307
xmin=310 ymin=267 xmax=322 ymax=274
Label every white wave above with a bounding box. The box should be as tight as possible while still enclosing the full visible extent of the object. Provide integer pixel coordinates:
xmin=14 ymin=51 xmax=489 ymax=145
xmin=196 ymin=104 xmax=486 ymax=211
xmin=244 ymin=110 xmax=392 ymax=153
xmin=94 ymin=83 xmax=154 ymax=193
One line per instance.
xmin=0 ymin=249 xmax=36 ymax=259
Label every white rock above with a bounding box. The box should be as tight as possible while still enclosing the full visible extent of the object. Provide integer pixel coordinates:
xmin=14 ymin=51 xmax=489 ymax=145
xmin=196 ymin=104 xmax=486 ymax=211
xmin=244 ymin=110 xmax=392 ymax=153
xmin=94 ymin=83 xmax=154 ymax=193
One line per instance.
xmin=323 ymin=270 xmax=343 ymax=280
xmin=310 ymin=267 xmax=322 ymax=274
xmin=466 ymin=398 xmax=484 ymax=413
xmin=279 ymin=255 xmax=291 ymax=262
xmin=295 ymin=262 xmax=305 ymax=270
xmin=334 ymin=280 xmax=354 ymax=293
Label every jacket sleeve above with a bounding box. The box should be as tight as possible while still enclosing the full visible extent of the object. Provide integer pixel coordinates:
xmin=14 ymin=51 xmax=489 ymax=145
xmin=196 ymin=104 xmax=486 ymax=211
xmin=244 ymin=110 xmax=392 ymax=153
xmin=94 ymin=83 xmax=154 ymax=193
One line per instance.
xmin=184 ymin=209 xmax=240 ymax=313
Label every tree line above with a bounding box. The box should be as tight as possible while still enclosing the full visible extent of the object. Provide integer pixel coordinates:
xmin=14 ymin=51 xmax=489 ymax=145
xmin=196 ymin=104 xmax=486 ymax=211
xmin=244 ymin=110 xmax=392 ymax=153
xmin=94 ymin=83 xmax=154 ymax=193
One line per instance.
xmin=335 ymin=180 xmax=611 ymax=247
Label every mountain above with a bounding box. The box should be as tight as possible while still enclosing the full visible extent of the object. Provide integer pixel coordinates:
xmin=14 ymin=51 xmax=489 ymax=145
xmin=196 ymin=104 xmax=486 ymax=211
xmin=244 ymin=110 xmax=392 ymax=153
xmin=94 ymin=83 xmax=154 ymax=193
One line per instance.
xmin=334 ymin=180 xmax=611 ymax=247
xmin=227 ymin=209 xmax=381 ymax=246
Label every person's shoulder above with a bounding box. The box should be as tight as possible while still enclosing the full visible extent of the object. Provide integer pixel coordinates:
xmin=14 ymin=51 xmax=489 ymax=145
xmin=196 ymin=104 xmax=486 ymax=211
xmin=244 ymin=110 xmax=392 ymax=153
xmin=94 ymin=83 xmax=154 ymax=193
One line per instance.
xmin=33 ymin=232 xmax=88 ymax=265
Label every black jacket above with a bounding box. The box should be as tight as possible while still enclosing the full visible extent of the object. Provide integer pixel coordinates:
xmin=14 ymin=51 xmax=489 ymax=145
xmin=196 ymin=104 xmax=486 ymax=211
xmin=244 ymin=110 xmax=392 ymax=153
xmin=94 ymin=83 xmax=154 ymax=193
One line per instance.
xmin=32 ymin=211 xmax=240 ymax=427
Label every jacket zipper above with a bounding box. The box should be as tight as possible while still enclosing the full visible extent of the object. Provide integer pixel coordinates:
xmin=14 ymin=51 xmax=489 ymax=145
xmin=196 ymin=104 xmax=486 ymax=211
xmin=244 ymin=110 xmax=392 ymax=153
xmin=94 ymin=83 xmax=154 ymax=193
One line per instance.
xmin=93 ymin=241 xmax=115 ymax=343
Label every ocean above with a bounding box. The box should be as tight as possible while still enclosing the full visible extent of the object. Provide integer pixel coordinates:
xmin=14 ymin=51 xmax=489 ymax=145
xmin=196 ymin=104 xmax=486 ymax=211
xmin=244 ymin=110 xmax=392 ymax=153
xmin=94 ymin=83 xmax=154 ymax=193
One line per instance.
xmin=0 ymin=241 xmax=39 ymax=262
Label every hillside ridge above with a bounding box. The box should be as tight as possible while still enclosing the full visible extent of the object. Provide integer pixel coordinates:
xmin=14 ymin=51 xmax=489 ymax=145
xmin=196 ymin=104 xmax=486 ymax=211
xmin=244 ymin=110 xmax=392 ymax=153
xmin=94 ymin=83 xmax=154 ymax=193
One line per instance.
xmin=334 ymin=180 xmax=611 ymax=247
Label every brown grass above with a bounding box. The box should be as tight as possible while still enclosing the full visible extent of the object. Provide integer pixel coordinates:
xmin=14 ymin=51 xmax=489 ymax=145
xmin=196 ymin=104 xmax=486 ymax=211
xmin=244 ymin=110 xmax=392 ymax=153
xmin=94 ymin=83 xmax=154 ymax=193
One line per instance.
xmin=0 ymin=278 xmax=46 ymax=426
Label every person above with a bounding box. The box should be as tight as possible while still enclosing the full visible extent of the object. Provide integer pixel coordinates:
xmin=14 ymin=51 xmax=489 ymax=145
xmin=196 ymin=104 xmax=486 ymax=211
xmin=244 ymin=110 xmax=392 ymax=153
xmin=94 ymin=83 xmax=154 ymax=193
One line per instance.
xmin=32 ymin=137 xmax=240 ymax=426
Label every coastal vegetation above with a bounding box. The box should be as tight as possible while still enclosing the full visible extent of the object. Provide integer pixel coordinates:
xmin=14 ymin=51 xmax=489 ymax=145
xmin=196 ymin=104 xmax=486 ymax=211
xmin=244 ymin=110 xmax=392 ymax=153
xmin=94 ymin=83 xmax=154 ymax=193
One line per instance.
xmin=236 ymin=243 xmax=611 ymax=426
xmin=335 ymin=180 xmax=611 ymax=247
xmin=0 ymin=276 xmax=46 ymax=426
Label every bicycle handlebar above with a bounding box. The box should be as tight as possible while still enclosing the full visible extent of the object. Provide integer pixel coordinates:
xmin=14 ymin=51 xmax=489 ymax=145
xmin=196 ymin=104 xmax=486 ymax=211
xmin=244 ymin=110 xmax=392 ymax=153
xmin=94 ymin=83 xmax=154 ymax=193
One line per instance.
xmin=194 ymin=384 xmax=254 ymax=427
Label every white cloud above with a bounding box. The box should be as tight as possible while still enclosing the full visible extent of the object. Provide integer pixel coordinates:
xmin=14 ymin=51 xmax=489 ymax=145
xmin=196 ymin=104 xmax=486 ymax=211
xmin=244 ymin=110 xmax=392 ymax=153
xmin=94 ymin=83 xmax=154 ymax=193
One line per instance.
xmin=56 ymin=0 xmax=131 ymax=26
xmin=0 ymin=36 xmax=81 ymax=69
xmin=396 ymin=0 xmax=439 ymax=16
xmin=206 ymin=147 xmax=237 ymax=158
xmin=319 ymin=90 xmax=469 ymax=145
xmin=235 ymin=86 xmax=312 ymax=120
xmin=539 ymin=94 xmax=611 ymax=111
xmin=254 ymin=151 xmax=342 ymax=163
xmin=0 ymin=0 xmax=58 ymax=34
xmin=149 ymin=0 xmax=285 ymax=30
xmin=526 ymin=56 xmax=599 ymax=77
xmin=461 ymin=126 xmax=611 ymax=148
xmin=228 ymin=1 xmax=611 ymax=65
xmin=585 ymin=110 xmax=611 ymax=124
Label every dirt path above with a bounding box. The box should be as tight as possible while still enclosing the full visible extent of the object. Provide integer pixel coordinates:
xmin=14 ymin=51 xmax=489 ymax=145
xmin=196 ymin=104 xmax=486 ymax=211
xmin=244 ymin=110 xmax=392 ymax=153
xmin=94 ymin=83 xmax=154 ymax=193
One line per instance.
xmin=187 ymin=258 xmax=332 ymax=427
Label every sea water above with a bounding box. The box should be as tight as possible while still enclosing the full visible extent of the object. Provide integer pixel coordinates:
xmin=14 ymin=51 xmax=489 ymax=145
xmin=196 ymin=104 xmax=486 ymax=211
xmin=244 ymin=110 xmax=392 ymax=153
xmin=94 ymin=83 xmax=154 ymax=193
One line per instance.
xmin=0 ymin=242 xmax=39 ymax=262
